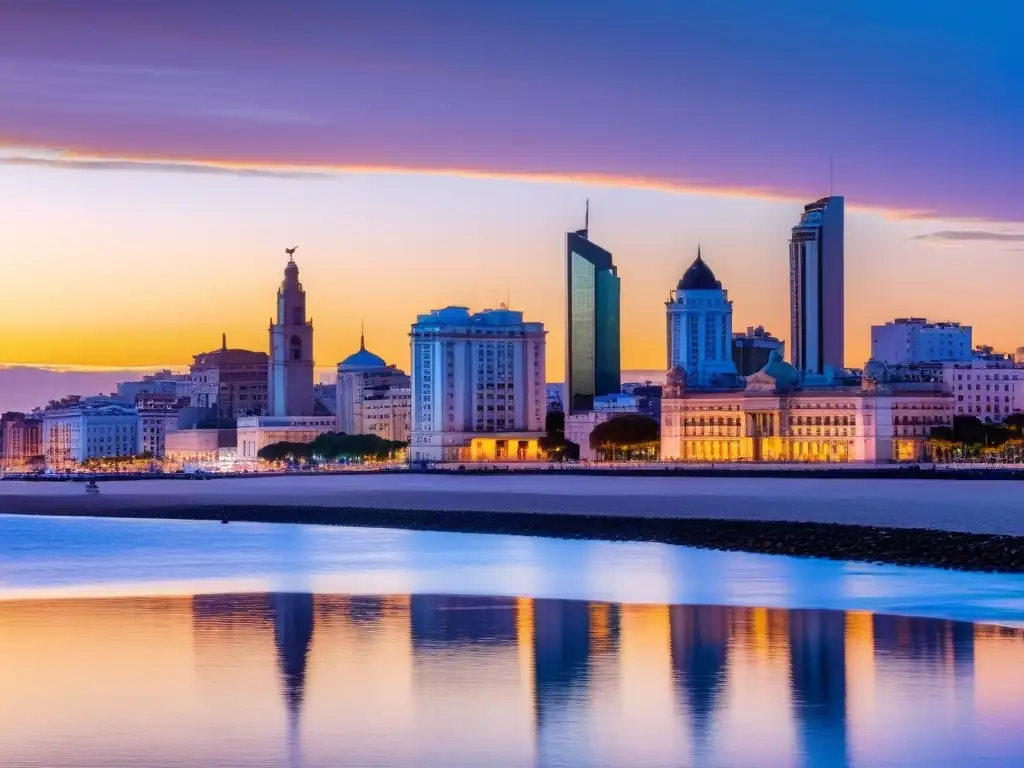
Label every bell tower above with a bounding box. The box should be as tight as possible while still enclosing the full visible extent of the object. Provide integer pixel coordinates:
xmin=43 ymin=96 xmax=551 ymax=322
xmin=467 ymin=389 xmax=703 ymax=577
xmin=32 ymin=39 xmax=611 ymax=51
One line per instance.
xmin=269 ymin=247 xmax=314 ymax=416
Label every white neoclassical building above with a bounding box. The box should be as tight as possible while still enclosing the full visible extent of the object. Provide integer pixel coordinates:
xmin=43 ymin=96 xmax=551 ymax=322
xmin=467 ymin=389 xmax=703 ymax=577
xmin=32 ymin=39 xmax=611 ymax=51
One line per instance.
xmin=409 ymin=306 xmax=546 ymax=463
xmin=666 ymin=249 xmax=740 ymax=389
xmin=660 ymin=354 xmax=954 ymax=464
xmin=42 ymin=397 xmax=142 ymax=468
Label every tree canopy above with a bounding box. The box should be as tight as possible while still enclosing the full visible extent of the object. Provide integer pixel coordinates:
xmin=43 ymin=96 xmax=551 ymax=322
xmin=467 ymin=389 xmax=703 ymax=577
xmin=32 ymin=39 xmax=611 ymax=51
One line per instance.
xmin=257 ymin=432 xmax=406 ymax=464
xmin=589 ymin=414 xmax=660 ymax=460
xmin=929 ymin=415 xmax=1023 ymax=462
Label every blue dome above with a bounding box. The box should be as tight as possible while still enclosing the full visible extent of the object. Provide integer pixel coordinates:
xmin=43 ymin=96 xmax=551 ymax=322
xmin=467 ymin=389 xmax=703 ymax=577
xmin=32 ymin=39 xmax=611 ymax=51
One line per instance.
xmin=340 ymin=346 xmax=387 ymax=369
xmin=677 ymin=248 xmax=722 ymax=291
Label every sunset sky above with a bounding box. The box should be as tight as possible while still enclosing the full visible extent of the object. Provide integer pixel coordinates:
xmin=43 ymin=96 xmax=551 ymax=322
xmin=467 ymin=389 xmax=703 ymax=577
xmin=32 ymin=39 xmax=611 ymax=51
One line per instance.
xmin=1 ymin=0 xmax=1022 ymax=384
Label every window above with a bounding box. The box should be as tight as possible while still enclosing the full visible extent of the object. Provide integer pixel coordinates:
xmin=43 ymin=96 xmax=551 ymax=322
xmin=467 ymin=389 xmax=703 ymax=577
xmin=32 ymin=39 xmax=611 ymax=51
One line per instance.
xmin=290 ymin=335 xmax=302 ymax=361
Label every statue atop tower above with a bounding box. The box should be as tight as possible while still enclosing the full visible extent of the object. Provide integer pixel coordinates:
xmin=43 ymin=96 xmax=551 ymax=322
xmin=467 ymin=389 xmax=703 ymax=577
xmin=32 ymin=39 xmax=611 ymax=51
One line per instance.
xmin=269 ymin=247 xmax=315 ymax=416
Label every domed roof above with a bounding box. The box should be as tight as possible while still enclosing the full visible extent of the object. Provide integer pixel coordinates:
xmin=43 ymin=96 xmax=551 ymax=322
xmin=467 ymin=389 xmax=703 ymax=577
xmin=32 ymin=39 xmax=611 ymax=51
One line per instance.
xmin=340 ymin=327 xmax=388 ymax=370
xmin=340 ymin=346 xmax=387 ymax=369
xmin=756 ymin=350 xmax=801 ymax=388
xmin=677 ymin=248 xmax=722 ymax=291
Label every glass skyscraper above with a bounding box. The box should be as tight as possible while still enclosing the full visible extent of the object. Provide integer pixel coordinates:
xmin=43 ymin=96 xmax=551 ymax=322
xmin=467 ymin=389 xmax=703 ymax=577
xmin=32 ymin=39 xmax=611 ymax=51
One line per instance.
xmin=565 ymin=227 xmax=620 ymax=414
xmin=789 ymin=196 xmax=844 ymax=374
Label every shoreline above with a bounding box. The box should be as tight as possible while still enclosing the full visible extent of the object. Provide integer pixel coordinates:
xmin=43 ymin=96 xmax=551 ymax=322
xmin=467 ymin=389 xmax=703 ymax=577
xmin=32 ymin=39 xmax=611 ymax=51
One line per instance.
xmin=4 ymin=501 xmax=1022 ymax=574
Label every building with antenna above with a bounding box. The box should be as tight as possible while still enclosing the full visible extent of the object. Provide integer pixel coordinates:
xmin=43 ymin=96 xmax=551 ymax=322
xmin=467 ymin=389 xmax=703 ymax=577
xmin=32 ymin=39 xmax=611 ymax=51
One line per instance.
xmin=335 ymin=326 xmax=412 ymax=443
xmin=188 ymin=335 xmax=269 ymax=420
xmin=565 ymin=201 xmax=621 ymax=414
xmin=789 ymin=196 xmax=845 ymax=375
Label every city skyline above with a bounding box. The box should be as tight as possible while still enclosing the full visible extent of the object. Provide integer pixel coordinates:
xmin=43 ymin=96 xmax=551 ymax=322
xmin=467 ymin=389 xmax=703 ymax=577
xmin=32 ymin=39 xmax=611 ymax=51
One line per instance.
xmin=2 ymin=1 xmax=1022 ymax=389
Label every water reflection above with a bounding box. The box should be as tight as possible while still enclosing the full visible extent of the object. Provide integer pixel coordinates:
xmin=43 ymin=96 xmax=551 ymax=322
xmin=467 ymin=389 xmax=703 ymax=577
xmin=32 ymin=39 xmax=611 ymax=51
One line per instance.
xmin=0 ymin=595 xmax=1022 ymax=768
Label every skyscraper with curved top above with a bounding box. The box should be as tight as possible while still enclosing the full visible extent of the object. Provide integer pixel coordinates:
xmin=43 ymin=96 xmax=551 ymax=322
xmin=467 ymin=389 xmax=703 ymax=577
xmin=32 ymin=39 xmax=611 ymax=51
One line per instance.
xmin=565 ymin=213 xmax=620 ymax=415
xmin=790 ymin=196 xmax=844 ymax=374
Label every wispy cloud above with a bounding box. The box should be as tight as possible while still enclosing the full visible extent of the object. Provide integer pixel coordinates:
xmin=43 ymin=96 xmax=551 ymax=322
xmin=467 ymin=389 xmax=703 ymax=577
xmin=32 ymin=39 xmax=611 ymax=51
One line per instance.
xmin=912 ymin=230 xmax=1024 ymax=242
xmin=0 ymin=155 xmax=328 ymax=179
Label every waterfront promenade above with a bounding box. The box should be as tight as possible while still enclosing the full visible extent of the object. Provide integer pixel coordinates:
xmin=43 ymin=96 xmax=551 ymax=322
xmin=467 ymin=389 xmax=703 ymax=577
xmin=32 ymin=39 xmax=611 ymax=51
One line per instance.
xmin=2 ymin=473 xmax=1022 ymax=536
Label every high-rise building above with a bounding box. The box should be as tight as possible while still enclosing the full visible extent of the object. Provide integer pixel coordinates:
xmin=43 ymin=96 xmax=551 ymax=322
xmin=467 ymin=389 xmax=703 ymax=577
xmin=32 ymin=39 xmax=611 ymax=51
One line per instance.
xmin=732 ymin=326 xmax=785 ymax=377
xmin=336 ymin=331 xmax=412 ymax=443
xmin=1 ymin=412 xmax=43 ymax=469
xmin=409 ymin=306 xmax=546 ymax=463
xmin=565 ymin=211 xmax=620 ymax=414
xmin=269 ymin=250 xmax=315 ymax=417
xmin=189 ymin=335 xmax=269 ymax=420
xmin=789 ymin=196 xmax=844 ymax=374
xmin=871 ymin=318 xmax=972 ymax=364
xmin=665 ymin=249 xmax=738 ymax=388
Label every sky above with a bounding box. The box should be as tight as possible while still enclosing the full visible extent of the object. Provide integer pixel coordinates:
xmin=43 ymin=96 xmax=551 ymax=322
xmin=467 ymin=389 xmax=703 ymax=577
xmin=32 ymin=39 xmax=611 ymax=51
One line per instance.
xmin=1 ymin=0 xmax=1022 ymax=410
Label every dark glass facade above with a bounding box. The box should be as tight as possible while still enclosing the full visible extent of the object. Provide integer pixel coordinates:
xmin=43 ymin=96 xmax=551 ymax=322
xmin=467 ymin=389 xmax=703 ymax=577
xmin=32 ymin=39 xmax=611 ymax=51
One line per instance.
xmin=565 ymin=229 xmax=620 ymax=414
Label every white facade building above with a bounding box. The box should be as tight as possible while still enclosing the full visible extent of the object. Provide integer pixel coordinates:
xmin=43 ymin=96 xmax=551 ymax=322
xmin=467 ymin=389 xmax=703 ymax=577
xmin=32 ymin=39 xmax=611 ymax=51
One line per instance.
xmin=666 ymin=249 xmax=739 ymax=388
xmin=335 ymin=333 xmax=412 ymax=443
xmin=409 ymin=306 xmax=546 ymax=463
xmin=943 ymin=358 xmax=1024 ymax=421
xmin=871 ymin=318 xmax=972 ymax=364
xmin=236 ymin=414 xmax=338 ymax=467
xmin=660 ymin=354 xmax=954 ymax=464
xmin=42 ymin=397 xmax=142 ymax=468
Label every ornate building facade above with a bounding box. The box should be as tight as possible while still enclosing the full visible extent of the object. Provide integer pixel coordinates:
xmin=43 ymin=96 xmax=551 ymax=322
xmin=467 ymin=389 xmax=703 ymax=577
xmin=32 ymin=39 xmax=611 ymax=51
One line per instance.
xmin=660 ymin=353 xmax=954 ymax=464
xmin=666 ymin=249 xmax=739 ymax=388
xmin=269 ymin=251 xmax=315 ymax=417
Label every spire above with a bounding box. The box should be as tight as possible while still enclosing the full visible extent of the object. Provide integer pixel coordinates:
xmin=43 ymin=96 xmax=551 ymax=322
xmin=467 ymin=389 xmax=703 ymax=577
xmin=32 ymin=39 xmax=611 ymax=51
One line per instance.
xmin=221 ymin=332 xmax=227 ymax=351
xmin=359 ymin=318 xmax=365 ymax=351
xmin=584 ymin=198 xmax=590 ymax=232
xmin=697 ymin=242 xmax=702 ymax=263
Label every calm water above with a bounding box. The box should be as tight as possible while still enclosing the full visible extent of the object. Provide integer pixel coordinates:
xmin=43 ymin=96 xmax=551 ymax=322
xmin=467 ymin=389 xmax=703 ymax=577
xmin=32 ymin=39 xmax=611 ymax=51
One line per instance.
xmin=1 ymin=516 xmax=1023 ymax=767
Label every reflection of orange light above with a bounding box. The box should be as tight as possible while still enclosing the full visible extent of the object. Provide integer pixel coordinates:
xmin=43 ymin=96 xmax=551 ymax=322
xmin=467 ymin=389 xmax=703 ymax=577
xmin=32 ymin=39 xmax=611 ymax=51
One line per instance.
xmin=845 ymin=611 xmax=876 ymax=712
xmin=589 ymin=603 xmax=613 ymax=654
xmin=752 ymin=607 xmax=770 ymax=662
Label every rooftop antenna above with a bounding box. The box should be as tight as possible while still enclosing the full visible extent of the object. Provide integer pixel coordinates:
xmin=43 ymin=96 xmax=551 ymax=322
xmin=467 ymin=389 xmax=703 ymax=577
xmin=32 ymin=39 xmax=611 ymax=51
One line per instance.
xmin=285 ymin=245 xmax=297 ymax=262
xmin=221 ymin=332 xmax=227 ymax=351
xmin=584 ymin=198 xmax=590 ymax=232
xmin=359 ymin=317 xmax=365 ymax=351
xmin=829 ymin=154 xmax=834 ymax=197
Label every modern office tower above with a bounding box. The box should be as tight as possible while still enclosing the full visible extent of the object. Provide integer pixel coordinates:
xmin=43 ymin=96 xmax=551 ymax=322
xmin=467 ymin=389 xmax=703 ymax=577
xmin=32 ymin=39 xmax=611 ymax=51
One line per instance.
xmin=409 ymin=306 xmax=546 ymax=463
xmin=871 ymin=318 xmax=972 ymax=364
xmin=268 ymin=250 xmax=315 ymax=416
xmin=789 ymin=196 xmax=844 ymax=374
xmin=565 ymin=210 xmax=620 ymax=414
xmin=732 ymin=326 xmax=785 ymax=377
xmin=665 ymin=248 xmax=738 ymax=388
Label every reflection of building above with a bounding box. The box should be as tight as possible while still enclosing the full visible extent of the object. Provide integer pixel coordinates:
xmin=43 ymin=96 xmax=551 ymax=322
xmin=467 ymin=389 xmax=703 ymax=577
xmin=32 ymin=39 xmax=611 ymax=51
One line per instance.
xmin=566 ymin=214 xmax=620 ymax=415
xmin=336 ymin=331 xmax=412 ymax=442
xmin=661 ymin=352 xmax=954 ymax=463
xmin=732 ymin=326 xmax=785 ymax=377
xmin=872 ymin=615 xmax=975 ymax=677
xmin=532 ymin=599 xmax=592 ymax=729
xmin=872 ymin=318 xmax=972 ymax=364
xmin=790 ymin=196 xmax=844 ymax=374
xmin=669 ymin=605 xmax=731 ymax=746
xmin=42 ymin=397 xmax=141 ymax=467
xmin=788 ymin=609 xmax=848 ymax=768
xmin=189 ymin=335 xmax=269 ymax=419
xmin=410 ymin=595 xmax=518 ymax=648
xmin=409 ymin=306 xmax=546 ymax=463
xmin=666 ymin=249 xmax=739 ymax=388
xmin=269 ymin=253 xmax=315 ymax=417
